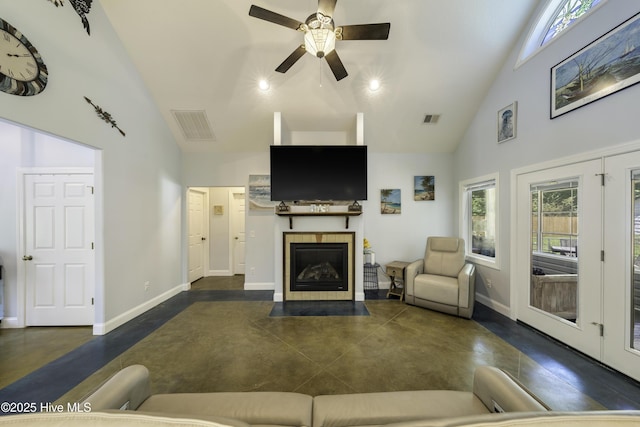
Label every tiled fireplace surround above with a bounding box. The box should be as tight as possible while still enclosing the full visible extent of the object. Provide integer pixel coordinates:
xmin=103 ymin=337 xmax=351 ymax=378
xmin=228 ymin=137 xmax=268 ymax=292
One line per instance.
xmin=274 ymin=209 xmax=365 ymax=302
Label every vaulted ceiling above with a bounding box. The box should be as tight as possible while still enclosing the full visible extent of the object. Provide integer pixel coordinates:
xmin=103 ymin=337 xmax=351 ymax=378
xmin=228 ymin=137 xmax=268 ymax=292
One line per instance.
xmin=100 ymin=0 xmax=538 ymax=153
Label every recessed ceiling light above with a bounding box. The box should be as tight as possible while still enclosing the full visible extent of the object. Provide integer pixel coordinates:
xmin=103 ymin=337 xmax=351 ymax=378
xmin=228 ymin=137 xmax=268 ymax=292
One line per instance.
xmin=368 ymin=79 xmax=381 ymax=91
xmin=258 ymin=79 xmax=270 ymax=91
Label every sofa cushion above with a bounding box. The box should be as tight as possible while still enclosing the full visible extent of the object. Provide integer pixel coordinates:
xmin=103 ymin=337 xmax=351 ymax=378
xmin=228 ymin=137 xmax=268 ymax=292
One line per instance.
xmin=313 ymin=391 xmax=489 ymax=427
xmin=414 ymin=274 xmax=459 ymax=306
xmin=138 ymin=392 xmax=313 ymax=427
xmin=0 ymin=411 xmax=234 ymax=427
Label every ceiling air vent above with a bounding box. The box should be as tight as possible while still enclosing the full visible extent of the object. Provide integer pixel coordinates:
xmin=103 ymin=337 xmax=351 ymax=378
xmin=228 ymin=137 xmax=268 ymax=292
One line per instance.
xmin=171 ymin=110 xmax=216 ymax=141
xmin=423 ymin=114 xmax=441 ymax=124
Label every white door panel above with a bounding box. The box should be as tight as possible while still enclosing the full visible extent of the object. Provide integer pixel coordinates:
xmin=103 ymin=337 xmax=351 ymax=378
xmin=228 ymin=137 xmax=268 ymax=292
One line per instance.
xmin=232 ymin=192 xmax=246 ymax=275
xmin=25 ymin=173 xmax=94 ymax=326
xmin=603 ymin=151 xmax=640 ymax=381
xmin=516 ymin=159 xmax=602 ymax=360
xmin=188 ymin=189 xmax=206 ymax=282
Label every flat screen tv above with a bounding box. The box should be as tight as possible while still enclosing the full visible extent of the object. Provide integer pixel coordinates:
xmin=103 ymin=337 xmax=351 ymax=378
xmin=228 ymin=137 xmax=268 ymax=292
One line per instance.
xmin=270 ymin=145 xmax=367 ymax=202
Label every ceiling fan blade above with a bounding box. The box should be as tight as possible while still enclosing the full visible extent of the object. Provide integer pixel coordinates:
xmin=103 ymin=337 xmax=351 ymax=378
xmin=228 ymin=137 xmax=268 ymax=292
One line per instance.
xmin=317 ymin=0 xmax=337 ymax=18
xmin=338 ymin=23 xmax=390 ymax=40
xmin=249 ymin=5 xmax=303 ymax=31
xmin=325 ymin=50 xmax=348 ymax=81
xmin=275 ymin=45 xmax=307 ymax=73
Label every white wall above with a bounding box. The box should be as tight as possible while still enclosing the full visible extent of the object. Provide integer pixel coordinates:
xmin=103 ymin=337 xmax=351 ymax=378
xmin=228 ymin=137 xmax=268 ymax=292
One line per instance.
xmin=183 ymin=149 xmax=456 ymax=291
xmin=453 ymin=1 xmax=640 ymax=313
xmin=0 ymin=1 xmax=182 ymax=333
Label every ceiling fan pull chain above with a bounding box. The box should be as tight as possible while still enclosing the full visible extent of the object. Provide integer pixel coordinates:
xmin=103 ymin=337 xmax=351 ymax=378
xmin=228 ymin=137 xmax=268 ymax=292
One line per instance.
xmin=319 ymin=60 xmax=323 ymax=87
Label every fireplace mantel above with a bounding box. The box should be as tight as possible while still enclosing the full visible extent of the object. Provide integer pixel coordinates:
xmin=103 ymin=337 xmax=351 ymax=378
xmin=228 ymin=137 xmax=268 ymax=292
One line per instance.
xmin=276 ymin=211 xmax=362 ymax=229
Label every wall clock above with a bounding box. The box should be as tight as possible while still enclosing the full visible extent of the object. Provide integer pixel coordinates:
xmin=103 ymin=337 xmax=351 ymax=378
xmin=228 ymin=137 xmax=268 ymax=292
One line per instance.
xmin=0 ymin=18 xmax=48 ymax=96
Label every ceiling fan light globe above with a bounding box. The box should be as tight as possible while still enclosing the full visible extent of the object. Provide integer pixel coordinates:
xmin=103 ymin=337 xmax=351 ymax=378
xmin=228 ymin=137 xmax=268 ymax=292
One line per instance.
xmin=304 ymin=28 xmax=336 ymax=58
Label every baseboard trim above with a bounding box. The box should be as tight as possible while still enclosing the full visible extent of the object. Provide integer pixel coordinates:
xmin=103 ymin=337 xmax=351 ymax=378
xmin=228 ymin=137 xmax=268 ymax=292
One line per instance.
xmin=273 ymin=292 xmax=284 ymax=302
xmin=244 ymin=282 xmax=274 ymax=291
xmin=93 ymin=282 xmax=189 ymax=336
xmin=0 ymin=317 xmax=21 ymax=328
xmin=475 ymin=292 xmax=511 ymax=318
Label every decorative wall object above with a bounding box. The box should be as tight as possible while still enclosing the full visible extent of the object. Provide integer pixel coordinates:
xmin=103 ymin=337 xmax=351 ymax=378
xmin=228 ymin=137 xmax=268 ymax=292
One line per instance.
xmin=46 ymin=0 xmax=93 ymax=35
xmin=497 ymin=102 xmax=517 ymax=143
xmin=84 ymin=96 xmax=126 ymax=136
xmin=381 ymin=189 xmax=401 ymax=214
xmin=0 ymin=17 xmax=48 ymax=96
xmin=551 ymin=11 xmax=640 ymax=118
xmin=213 ymin=205 xmax=224 ymax=215
xmin=249 ymin=175 xmax=276 ymax=211
xmin=414 ymin=176 xmax=435 ymax=201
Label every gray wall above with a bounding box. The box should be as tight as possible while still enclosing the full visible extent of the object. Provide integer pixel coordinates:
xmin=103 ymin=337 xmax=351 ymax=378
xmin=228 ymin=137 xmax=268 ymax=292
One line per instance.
xmin=453 ymin=1 xmax=640 ymax=312
xmin=0 ymin=1 xmax=182 ymax=331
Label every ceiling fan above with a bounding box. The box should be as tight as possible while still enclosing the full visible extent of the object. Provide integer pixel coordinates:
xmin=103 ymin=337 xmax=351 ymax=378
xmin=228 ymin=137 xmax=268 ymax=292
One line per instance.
xmin=249 ymin=0 xmax=390 ymax=81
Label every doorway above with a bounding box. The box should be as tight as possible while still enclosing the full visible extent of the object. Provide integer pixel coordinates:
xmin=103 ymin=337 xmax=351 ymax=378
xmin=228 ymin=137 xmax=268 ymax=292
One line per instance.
xmin=20 ymin=169 xmax=96 ymax=326
xmin=515 ymin=151 xmax=640 ymax=381
xmin=187 ymin=187 xmax=245 ymax=281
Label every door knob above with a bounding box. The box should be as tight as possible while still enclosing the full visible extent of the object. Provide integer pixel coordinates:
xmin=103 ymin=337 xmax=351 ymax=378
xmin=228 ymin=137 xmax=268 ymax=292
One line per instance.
xmin=201 ymin=237 xmax=206 ymax=241
xmin=22 ymin=255 xmax=33 ymax=261
xmin=235 ymin=237 xmax=239 ymax=240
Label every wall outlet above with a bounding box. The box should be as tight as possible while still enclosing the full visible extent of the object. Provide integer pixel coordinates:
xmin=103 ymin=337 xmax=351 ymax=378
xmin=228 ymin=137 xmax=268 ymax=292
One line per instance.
xmin=144 ymin=281 xmax=150 ymax=291
xmin=486 ymin=279 xmax=492 ymax=288
xmin=250 ymin=267 xmax=255 ymax=275
xmin=249 ymin=230 xmax=256 ymax=238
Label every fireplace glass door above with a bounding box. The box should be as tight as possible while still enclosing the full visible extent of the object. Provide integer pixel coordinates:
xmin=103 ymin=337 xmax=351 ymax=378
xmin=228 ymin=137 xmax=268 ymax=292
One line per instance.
xmin=290 ymin=243 xmax=348 ymax=291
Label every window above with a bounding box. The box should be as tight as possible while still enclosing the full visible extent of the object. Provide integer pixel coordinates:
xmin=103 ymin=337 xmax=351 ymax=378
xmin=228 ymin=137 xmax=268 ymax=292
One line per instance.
xmin=516 ymin=0 xmax=606 ymax=67
xmin=461 ymin=174 xmax=499 ymax=268
xmin=530 ymin=179 xmax=578 ymax=256
xmin=542 ymin=0 xmax=603 ymax=45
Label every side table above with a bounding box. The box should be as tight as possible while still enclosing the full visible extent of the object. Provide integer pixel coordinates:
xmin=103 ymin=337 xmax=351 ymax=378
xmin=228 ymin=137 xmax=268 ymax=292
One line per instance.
xmin=386 ymin=261 xmax=410 ymax=301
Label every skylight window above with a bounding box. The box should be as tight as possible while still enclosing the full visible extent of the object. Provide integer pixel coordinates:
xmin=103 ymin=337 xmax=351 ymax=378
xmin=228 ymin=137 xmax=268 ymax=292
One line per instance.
xmin=516 ymin=0 xmax=607 ymax=68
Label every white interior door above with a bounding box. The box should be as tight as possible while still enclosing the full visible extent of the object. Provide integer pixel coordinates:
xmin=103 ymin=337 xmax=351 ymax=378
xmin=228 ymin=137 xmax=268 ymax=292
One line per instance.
xmin=515 ymin=159 xmax=603 ymax=360
xmin=188 ymin=189 xmax=206 ymax=283
xmin=24 ymin=173 xmax=95 ymax=326
xmin=602 ymin=151 xmax=640 ymax=381
xmin=231 ymin=191 xmax=246 ymax=275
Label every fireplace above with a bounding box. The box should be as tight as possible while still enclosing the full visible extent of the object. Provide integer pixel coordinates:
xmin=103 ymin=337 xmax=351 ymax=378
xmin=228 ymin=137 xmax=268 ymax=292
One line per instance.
xmin=283 ymin=232 xmax=355 ymax=301
xmin=291 ymin=243 xmax=348 ymax=291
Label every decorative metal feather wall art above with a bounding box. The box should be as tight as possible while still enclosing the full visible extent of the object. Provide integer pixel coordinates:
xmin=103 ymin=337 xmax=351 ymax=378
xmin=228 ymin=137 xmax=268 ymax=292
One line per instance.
xmin=46 ymin=0 xmax=93 ymax=35
xmin=84 ymin=96 xmax=126 ymax=137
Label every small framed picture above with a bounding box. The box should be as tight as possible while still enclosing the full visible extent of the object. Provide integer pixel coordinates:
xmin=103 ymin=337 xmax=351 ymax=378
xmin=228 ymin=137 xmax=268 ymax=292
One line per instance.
xmin=414 ymin=176 xmax=434 ymax=201
xmin=381 ymin=189 xmax=401 ymax=215
xmin=497 ymin=102 xmax=517 ymax=143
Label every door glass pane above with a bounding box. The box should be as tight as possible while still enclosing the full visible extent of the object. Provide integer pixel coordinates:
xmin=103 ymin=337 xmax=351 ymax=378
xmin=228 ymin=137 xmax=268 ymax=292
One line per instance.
xmin=632 ymin=172 xmax=640 ymax=349
xmin=530 ymin=181 xmax=579 ymax=323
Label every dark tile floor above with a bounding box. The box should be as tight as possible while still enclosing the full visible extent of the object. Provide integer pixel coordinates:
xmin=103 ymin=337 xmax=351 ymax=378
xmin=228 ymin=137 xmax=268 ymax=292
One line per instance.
xmin=1 ymin=275 xmax=640 ymax=413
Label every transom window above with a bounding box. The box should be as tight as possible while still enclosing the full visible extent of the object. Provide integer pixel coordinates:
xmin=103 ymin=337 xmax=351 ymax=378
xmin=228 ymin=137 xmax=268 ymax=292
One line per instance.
xmin=516 ymin=0 xmax=607 ymax=67
xmin=542 ymin=0 xmax=603 ymax=46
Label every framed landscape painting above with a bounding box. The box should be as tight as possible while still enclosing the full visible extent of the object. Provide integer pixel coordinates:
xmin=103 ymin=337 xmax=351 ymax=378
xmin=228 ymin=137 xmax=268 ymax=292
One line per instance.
xmin=381 ymin=189 xmax=401 ymax=214
xmin=551 ymin=11 xmax=640 ymax=118
xmin=414 ymin=176 xmax=435 ymax=201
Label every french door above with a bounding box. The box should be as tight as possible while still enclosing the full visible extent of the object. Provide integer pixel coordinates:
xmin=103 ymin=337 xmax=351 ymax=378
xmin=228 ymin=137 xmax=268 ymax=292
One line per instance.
xmin=516 ymin=153 xmax=640 ymax=381
xmin=603 ymin=151 xmax=640 ymax=381
xmin=516 ymin=159 xmax=603 ymax=360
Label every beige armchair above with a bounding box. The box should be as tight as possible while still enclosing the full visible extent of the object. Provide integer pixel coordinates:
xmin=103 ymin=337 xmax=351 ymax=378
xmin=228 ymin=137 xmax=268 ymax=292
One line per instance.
xmin=405 ymin=237 xmax=476 ymax=319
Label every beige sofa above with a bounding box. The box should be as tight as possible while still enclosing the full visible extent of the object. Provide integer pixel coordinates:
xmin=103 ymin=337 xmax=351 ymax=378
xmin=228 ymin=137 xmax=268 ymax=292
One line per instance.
xmin=2 ymin=365 xmax=638 ymax=427
xmin=1 ymin=365 xmax=549 ymax=427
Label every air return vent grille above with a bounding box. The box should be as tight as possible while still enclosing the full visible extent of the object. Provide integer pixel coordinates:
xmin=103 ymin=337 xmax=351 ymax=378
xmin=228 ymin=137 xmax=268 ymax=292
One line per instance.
xmin=423 ymin=114 xmax=441 ymax=124
xmin=172 ymin=110 xmax=216 ymax=141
